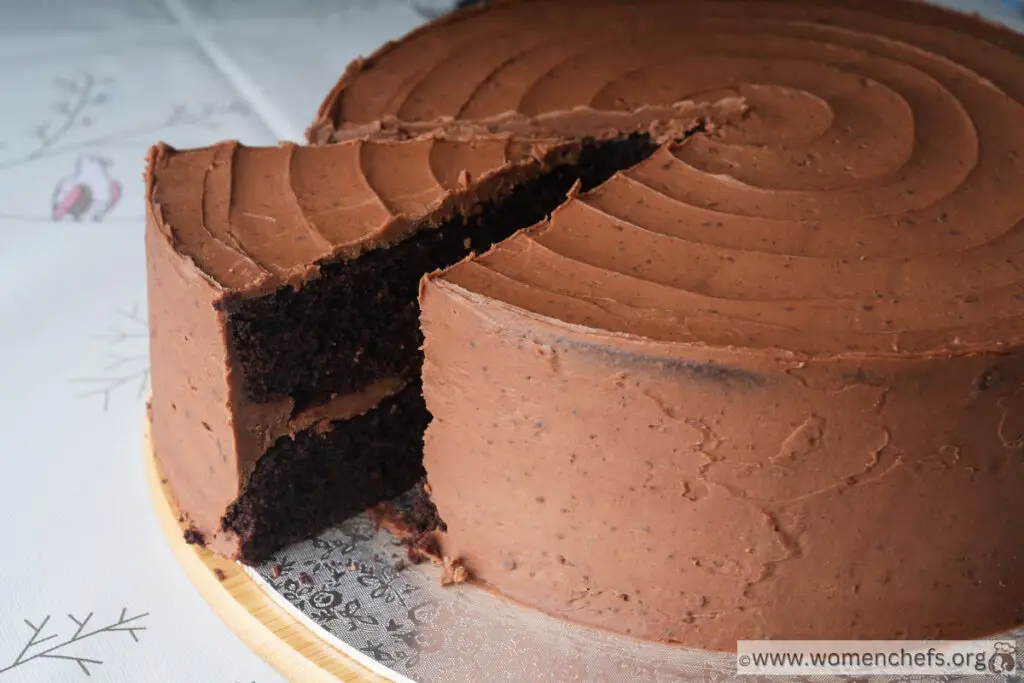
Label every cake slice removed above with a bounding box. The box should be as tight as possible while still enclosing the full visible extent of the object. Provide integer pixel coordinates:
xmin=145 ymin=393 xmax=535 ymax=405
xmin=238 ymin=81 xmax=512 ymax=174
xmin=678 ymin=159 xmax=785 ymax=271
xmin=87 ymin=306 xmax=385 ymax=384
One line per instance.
xmin=145 ymin=132 xmax=685 ymax=561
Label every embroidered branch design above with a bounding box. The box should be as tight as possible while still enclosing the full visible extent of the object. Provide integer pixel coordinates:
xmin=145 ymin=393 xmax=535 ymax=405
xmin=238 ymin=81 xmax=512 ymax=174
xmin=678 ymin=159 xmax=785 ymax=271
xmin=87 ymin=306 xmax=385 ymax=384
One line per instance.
xmin=0 ymin=609 xmax=148 ymax=677
xmin=0 ymin=72 xmax=111 ymax=172
xmin=72 ymin=304 xmax=150 ymax=411
xmin=0 ymin=70 xmax=251 ymax=172
xmin=0 ymin=71 xmax=251 ymax=226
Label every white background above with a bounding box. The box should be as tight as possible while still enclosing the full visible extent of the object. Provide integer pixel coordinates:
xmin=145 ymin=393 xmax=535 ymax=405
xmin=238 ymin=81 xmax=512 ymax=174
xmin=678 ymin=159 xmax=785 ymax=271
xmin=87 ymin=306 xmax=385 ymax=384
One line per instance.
xmin=0 ymin=1 xmax=1019 ymax=682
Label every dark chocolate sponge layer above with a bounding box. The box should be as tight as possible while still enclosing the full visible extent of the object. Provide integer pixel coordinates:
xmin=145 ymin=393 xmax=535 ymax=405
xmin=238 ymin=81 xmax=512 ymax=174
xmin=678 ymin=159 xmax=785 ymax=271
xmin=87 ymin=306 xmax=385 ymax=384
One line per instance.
xmin=221 ymin=381 xmax=429 ymax=563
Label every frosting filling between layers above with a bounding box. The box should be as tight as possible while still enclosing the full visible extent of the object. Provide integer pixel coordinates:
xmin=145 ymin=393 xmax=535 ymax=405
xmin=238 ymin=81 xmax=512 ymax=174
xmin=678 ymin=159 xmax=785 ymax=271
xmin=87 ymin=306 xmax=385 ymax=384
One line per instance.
xmin=261 ymin=376 xmax=408 ymax=449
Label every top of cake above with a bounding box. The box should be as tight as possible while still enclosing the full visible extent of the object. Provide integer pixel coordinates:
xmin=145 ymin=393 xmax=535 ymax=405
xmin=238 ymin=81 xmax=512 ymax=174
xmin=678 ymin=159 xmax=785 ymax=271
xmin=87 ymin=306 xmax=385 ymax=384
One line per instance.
xmin=154 ymin=0 xmax=1024 ymax=358
xmin=147 ymin=138 xmax=535 ymax=295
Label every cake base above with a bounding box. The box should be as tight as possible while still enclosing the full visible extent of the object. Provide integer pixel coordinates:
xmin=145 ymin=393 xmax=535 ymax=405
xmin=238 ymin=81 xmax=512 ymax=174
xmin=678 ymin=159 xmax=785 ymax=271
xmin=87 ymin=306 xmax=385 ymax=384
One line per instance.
xmin=144 ymin=420 xmax=387 ymax=683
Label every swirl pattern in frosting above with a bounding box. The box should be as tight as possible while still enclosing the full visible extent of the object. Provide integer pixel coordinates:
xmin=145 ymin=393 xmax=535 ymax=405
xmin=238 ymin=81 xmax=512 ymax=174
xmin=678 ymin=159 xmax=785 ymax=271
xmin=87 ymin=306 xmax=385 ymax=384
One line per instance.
xmin=147 ymin=136 xmax=539 ymax=294
xmin=309 ymin=0 xmax=1024 ymax=358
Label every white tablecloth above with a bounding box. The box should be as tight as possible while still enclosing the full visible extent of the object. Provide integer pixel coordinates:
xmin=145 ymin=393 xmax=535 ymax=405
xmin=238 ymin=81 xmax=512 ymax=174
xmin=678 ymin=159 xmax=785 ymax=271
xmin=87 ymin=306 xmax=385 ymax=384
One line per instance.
xmin=0 ymin=1 xmax=448 ymax=681
xmin=0 ymin=1 xmax=1020 ymax=682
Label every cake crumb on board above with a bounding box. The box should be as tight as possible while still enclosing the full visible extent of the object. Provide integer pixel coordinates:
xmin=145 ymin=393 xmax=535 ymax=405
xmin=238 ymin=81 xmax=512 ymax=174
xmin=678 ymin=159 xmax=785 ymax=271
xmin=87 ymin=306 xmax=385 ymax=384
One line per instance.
xmin=183 ymin=526 xmax=205 ymax=546
xmin=368 ymin=499 xmax=468 ymax=585
xmin=441 ymin=556 xmax=469 ymax=586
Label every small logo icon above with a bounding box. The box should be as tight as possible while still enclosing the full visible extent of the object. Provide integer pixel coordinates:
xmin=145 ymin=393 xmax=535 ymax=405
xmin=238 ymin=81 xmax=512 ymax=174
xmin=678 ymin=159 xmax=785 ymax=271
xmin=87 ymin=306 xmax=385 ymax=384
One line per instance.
xmin=51 ymin=153 xmax=122 ymax=222
xmin=988 ymin=641 xmax=1016 ymax=674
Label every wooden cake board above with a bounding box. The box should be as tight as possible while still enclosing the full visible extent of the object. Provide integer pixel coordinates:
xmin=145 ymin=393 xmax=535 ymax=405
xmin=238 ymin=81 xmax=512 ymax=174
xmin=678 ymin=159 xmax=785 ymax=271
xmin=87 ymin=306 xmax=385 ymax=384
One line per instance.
xmin=144 ymin=422 xmax=389 ymax=683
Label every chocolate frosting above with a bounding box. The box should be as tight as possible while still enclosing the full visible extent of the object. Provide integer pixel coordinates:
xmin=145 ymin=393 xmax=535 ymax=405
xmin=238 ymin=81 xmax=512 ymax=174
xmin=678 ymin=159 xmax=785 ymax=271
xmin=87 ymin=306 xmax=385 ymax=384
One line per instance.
xmin=147 ymin=139 xmax=538 ymax=297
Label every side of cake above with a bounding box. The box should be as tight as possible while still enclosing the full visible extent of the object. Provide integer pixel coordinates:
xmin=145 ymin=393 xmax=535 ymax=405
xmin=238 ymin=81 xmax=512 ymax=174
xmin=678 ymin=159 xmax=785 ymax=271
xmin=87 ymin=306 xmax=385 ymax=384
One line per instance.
xmin=420 ymin=210 xmax=1024 ymax=649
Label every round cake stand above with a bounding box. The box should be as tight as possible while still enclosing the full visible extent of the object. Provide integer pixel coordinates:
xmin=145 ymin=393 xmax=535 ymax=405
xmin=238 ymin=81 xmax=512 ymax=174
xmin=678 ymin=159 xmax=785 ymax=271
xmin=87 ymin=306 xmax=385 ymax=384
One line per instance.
xmin=144 ymin=422 xmax=387 ymax=683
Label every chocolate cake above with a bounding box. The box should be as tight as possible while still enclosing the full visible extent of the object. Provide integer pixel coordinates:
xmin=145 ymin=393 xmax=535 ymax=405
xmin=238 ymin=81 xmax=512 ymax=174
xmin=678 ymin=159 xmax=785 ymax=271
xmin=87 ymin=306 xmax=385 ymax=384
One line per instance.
xmin=148 ymin=0 xmax=1024 ymax=650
